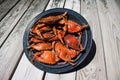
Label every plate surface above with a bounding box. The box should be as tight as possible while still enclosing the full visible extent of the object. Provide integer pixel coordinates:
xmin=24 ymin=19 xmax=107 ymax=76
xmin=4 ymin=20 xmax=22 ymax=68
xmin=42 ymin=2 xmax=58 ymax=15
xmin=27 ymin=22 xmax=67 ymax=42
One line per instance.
xmin=23 ymin=8 xmax=92 ymax=73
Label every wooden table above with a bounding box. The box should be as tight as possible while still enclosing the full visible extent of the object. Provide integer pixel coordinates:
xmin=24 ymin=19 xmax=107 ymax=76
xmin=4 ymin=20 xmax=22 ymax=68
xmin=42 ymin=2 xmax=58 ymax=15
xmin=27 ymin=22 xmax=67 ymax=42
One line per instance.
xmin=0 ymin=0 xmax=120 ymax=80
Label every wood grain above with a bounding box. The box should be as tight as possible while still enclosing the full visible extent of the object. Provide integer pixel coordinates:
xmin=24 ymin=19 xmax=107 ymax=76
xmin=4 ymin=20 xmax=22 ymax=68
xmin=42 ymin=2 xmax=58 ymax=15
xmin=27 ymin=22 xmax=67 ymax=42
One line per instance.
xmin=12 ymin=54 xmax=44 ymax=80
xmin=65 ymin=0 xmax=80 ymax=13
xmin=0 ymin=0 xmax=49 ymax=80
xmin=96 ymin=0 xmax=120 ymax=80
xmin=46 ymin=0 xmax=65 ymax=10
xmin=45 ymin=72 xmax=76 ymax=80
xmin=0 ymin=0 xmax=33 ymax=46
xmin=76 ymin=0 xmax=107 ymax=80
xmin=0 ymin=0 xmax=19 ymax=21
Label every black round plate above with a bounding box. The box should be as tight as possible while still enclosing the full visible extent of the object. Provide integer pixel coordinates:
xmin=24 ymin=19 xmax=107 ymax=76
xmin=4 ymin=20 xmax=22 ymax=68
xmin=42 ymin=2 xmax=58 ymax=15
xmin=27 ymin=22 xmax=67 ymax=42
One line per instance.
xmin=23 ymin=8 xmax=92 ymax=73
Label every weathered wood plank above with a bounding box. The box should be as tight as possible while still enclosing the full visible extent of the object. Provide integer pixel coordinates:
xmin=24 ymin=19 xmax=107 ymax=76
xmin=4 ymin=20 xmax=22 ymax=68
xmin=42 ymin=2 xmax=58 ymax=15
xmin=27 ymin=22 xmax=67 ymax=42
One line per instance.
xmin=108 ymin=0 xmax=120 ymax=60
xmin=65 ymin=0 xmax=80 ymax=13
xmin=0 ymin=0 xmax=49 ymax=80
xmin=0 ymin=0 xmax=19 ymax=21
xmin=76 ymin=0 xmax=107 ymax=80
xmin=12 ymin=54 xmax=44 ymax=80
xmin=45 ymin=72 xmax=76 ymax=80
xmin=46 ymin=0 xmax=65 ymax=10
xmin=60 ymin=73 xmax=76 ymax=80
xmin=0 ymin=0 xmax=33 ymax=46
xmin=96 ymin=0 xmax=120 ymax=80
xmin=45 ymin=73 xmax=60 ymax=80
xmin=108 ymin=0 xmax=120 ymax=63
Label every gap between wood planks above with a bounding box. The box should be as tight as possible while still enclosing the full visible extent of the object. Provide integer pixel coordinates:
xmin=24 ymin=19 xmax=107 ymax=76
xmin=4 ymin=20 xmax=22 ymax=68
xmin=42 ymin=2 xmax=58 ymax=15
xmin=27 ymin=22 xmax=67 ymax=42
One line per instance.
xmin=42 ymin=72 xmax=46 ymax=80
xmin=9 ymin=51 xmax=24 ymax=80
xmin=0 ymin=0 xmax=20 ymax=21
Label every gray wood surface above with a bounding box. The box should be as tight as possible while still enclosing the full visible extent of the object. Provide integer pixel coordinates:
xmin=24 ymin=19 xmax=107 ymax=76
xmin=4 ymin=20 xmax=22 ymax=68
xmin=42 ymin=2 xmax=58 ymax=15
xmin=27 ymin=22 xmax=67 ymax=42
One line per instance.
xmin=12 ymin=54 xmax=44 ymax=80
xmin=96 ymin=0 xmax=120 ymax=80
xmin=0 ymin=0 xmax=19 ymax=21
xmin=0 ymin=0 xmax=33 ymax=46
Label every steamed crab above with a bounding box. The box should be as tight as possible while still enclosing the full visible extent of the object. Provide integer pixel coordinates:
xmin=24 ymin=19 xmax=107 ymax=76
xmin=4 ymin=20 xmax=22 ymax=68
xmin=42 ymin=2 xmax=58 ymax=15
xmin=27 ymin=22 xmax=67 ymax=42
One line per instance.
xmin=28 ymin=12 xmax=88 ymax=65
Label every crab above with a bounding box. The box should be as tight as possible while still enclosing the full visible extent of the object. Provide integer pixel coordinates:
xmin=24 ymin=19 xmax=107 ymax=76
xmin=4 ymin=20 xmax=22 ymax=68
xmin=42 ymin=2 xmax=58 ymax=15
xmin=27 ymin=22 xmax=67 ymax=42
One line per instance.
xmin=64 ymin=34 xmax=80 ymax=50
xmin=67 ymin=20 xmax=88 ymax=33
xmin=33 ymin=41 xmax=60 ymax=64
xmin=55 ymin=42 xmax=77 ymax=65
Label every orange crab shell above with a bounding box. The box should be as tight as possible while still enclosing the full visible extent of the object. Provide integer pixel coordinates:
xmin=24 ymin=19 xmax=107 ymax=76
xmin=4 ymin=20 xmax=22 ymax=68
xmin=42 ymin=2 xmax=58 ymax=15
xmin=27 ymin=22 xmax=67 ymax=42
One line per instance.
xmin=55 ymin=42 xmax=77 ymax=62
xmin=67 ymin=20 xmax=88 ymax=33
xmin=64 ymin=34 xmax=80 ymax=50
xmin=33 ymin=51 xmax=59 ymax=64
xmin=28 ymin=43 xmax=52 ymax=51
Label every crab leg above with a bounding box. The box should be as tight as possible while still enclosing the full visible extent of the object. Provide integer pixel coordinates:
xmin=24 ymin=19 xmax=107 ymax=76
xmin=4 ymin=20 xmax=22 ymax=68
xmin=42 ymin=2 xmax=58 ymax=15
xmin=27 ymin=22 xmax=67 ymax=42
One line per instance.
xmin=78 ymin=32 xmax=84 ymax=52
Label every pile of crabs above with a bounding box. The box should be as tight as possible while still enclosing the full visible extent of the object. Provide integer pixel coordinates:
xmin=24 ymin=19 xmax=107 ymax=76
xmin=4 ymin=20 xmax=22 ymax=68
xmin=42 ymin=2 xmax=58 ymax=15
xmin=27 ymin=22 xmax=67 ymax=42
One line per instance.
xmin=28 ymin=12 xmax=88 ymax=65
